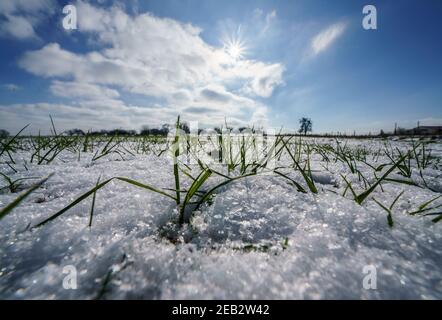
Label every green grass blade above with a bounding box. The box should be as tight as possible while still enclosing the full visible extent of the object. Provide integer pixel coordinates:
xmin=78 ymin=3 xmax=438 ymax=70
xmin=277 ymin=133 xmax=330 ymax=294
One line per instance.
xmin=88 ymin=176 xmax=101 ymax=228
xmin=408 ymin=203 xmax=442 ymax=216
xmin=173 ymin=116 xmax=181 ymax=205
xmin=340 ymin=174 xmax=357 ymax=199
xmin=180 ymin=168 xmax=212 ymax=224
xmin=431 ymin=214 xmax=442 ymax=223
xmin=282 ymin=138 xmax=317 ymax=193
xmin=34 ymin=178 xmax=115 ymax=228
xmin=355 ymin=152 xmax=408 ymax=204
xmin=195 ymin=172 xmax=257 ymax=211
xmin=389 ymin=190 xmax=405 ymax=211
xmin=0 ymin=173 xmax=53 ymax=221
xmin=274 ymin=170 xmax=307 ymax=193
xmin=418 ymin=194 xmax=442 ymax=211
xmin=382 ymin=178 xmax=420 ymax=188
xmin=0 ymin=124 xmax=30 ymax=157
xmin=34 ymin=176 xmax=175 ymax=228
xmin=372 ymin=197 xmax=393 ymax=228
xmin=49 ymin=115 xmax=57 ymax=136
xmin=114 ymin=177 xmax=176 ymax=200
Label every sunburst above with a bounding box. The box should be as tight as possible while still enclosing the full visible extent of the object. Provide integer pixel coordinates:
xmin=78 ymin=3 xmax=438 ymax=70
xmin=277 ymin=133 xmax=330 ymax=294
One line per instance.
xmin=224 ymin=38 xmax=246 ymax=60
xmin=221 ymin=25 xmax=248 ymax=62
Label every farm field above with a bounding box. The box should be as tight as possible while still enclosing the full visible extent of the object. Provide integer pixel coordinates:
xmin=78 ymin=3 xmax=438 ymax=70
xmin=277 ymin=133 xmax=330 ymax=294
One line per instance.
xmin=1 ymin=125 xmax=441 ymax=299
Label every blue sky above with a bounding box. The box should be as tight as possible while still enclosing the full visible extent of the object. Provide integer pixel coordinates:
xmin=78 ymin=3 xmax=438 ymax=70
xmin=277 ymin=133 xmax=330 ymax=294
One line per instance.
xmin=0 ymin=0 xmax=441 ymax=134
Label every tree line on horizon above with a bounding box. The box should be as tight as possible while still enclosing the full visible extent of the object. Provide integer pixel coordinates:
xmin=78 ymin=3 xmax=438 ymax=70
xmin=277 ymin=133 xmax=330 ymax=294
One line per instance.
xmin=0 ymin=117 xmax=440 ymax=138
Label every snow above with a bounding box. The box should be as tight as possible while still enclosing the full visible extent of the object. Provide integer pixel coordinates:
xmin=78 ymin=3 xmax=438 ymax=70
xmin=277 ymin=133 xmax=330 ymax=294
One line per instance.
xmin=0 ymin=137 xmax=441 ymax=299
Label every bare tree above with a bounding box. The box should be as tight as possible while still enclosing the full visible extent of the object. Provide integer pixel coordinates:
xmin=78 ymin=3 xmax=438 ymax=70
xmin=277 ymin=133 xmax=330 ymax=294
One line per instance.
xmin=298 ymin=117 xmax=312 ymax=135
xmin=0 ymin=129 xmax=9 ymax=138
xmin=179 ymin=122 xmax=190 ymax=134
xmin=65 ymin=129 xmax=85 ymax=136
xmin=213 ymin=127 xmax=222 ymax=134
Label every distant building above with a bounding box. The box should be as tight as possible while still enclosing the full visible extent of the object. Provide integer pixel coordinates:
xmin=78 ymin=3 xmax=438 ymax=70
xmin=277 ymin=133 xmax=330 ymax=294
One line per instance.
xmin=405 ymin=126 xmax=442 ymax=135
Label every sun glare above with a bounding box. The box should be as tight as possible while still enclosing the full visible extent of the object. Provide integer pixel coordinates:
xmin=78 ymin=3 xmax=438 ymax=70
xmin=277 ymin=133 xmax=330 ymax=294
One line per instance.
xmin=225 ymin=39 xmax=246 ymax=60
xmin=221 ymin=25 xmax=247 ymax=62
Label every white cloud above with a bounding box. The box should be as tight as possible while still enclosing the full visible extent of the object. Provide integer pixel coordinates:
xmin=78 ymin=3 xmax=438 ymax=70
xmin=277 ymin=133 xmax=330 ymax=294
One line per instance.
xmin=311 ymin=22 xmax=346 ymax=56
xmin=252 ymin=8 xmax=277 ymax=34
xmin=50 ymin=81 xmax=120 ymax=100
xmin=1 ymin=15 xmax=39 ymax=39
xmin=3 ymin=83 xmax=21 ymax=91
xmin=0 ymin=98 xmax=260 ymax=134
xmin=264 ymin=10 xmax=277 ymax=32
xmin=0 ymin=0 xmax=56 ymax=40
xmin=17 ymin=1 xmax=284 ymax=129
xmin=0 ymin=0 xmax=54 ymax=14
xmin=235 ymin=61 xmax=285 ymax=98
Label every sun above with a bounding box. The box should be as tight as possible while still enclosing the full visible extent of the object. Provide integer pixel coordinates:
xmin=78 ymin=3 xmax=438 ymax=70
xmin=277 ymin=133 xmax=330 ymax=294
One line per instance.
xmin=225 ymin=39 xmax=246 ymax=61
xmin=221 ymin=25 xmax=247 ymax=62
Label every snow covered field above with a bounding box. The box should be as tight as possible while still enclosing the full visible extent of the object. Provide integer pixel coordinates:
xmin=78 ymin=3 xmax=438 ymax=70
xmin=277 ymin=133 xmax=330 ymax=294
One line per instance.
xmin=0 ymin=134 xmax=441 ymax=299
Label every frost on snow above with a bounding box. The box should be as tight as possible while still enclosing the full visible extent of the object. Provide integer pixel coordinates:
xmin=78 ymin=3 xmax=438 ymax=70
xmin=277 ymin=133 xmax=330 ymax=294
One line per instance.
xmin=0 ymin=137 xmax=441 ymax=299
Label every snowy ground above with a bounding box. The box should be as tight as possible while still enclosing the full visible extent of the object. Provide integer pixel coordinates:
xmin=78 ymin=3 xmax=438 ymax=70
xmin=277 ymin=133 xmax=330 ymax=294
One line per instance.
xmin=0 ymin=136 xmax=441 ymax=299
